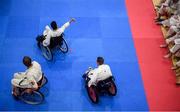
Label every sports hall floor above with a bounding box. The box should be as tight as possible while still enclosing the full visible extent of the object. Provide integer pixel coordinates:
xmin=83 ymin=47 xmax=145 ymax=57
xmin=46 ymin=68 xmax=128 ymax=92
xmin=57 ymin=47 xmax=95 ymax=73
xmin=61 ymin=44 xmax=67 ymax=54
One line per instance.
xmin=0 ymin=0 xmax=179 ymax=111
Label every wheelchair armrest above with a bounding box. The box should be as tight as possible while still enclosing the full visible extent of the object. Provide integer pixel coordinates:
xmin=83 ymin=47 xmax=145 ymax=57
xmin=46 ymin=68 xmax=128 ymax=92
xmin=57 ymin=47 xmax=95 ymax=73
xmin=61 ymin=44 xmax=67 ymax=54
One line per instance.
xmin=82 ymin=73 xmax=87 ymax=79
xmin=87 ymin=77 xmax=91 ymax=82
xmin=84 ymin=76 xmax=91 ymax=85
xmin=106 ymin=76 xmax=115 ymax=81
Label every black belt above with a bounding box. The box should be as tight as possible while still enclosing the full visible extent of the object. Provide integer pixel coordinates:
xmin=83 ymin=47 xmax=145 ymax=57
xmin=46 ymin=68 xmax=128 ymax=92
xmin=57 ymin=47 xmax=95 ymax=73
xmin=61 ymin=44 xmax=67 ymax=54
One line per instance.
xmin=18 ymin=77 xmax=28 ymax=86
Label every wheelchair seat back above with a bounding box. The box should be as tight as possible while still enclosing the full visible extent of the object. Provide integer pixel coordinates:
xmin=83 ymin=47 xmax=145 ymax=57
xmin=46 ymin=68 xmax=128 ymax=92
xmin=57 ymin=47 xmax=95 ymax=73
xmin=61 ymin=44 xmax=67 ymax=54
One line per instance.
xmin=97 ymin=76 xmax=114 ymax=89
xmin=49 ymin=35 xmax=63 ymax=49
xmin=37 ymin=73 xmax=46 ymax=88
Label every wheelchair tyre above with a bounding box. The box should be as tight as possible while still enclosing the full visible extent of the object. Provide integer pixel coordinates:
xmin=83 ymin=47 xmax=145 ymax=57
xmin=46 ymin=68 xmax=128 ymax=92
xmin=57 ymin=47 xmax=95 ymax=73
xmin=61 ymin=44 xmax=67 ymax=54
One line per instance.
xmin=87 ymin=85 xmax=99 ymax=103
xmin=108 ymin=81 xmax=117 ymax=96
xmin=37 ymin=42 xmax=40 ymax=48
xmin=40 ymin=43 xmax=53 ymax=61
xmin=19 ymin=90 xmax=44 ymax=105
xmin=58 ymin=37 xmax=68 ymax=53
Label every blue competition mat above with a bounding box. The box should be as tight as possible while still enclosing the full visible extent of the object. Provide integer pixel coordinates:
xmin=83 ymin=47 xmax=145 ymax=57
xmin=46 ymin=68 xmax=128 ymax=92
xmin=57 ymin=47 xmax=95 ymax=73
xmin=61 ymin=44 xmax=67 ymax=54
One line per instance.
xmin=0 ymin=0 xmax=149 ymax=111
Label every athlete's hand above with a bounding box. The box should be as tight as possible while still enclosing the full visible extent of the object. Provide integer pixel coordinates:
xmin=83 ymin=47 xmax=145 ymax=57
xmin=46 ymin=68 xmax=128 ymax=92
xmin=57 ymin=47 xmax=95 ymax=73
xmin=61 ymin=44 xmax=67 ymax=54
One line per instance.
xmin=70 ymin=18 xmax=76 ymax=23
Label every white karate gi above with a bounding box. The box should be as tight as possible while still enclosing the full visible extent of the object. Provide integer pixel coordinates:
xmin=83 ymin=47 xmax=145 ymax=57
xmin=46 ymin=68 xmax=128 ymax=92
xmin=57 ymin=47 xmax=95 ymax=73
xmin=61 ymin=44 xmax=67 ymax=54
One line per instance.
xmin=170 ymin=38 xmax=180 ymax=53
xmin=161 ymin=15 xmax=180 ymax=27
xmin=43 ymin=22 xmax=70 ymax=47
xmin=176 ymin=60 xmax=180 ymax=66
xmin=167 ymin=23 xmax=180 ymax=36
xmin=158 ymin=0 xmax=178 ymax=15
xmin=166 ymin=32 xmax=180 ymax=44
xmin=11 ymin=61 xmax=42 ymax=89
xmin=87 ymin=64 xmax=113 ymax=87
xmin=158 ymin=0 xmax=170 ymax=14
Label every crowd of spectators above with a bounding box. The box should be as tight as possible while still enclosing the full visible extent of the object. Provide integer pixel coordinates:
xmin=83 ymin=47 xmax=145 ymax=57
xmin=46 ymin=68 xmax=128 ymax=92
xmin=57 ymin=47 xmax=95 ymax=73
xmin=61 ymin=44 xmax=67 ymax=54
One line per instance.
xmin=155 ymin=0 xmax=180 ymax=85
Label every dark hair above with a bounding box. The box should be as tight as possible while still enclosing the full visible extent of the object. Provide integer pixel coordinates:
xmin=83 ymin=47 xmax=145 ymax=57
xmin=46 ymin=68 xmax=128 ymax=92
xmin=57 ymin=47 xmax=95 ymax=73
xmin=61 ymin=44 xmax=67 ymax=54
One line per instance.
xmin=97 ymin=57 xmax=104 ymax=65
xmin=51 ymin=21 xmax=58 ymax=30
xmin=23 ymin=56 xmax=32 ymax=67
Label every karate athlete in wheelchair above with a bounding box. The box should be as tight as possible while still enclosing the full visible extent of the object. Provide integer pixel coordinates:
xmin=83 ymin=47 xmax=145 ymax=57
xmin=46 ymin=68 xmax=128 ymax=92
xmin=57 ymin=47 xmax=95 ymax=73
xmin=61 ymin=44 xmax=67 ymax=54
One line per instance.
xmin=82 ymin=57 xmax=117 ymax=103
xmin=11 ymin=56 xmax=48 ymax=104
xmin=36 ymin=18 xmax=75 ymax=60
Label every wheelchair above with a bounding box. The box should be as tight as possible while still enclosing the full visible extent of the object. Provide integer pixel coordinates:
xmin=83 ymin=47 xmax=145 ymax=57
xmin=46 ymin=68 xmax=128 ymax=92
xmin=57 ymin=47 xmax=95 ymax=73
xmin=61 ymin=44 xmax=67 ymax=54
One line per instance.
xmin=15 ymin=74 xmax=48 ymax=105
xmin=82 ymin=73 xmax=117 ymax=103
xmin=37 ymin=33 xmax=68 ymax=61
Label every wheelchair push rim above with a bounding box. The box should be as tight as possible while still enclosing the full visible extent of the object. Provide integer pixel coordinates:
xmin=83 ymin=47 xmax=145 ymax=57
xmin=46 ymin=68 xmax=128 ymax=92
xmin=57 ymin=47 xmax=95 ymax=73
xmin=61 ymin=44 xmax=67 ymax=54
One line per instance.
xmin=40 ymin=43 xmax=53 ymax=61
xmin=58 ymin=37 xmax=68 ymax=53
xmin=19 ymin=90 xmax=44 ymax=105
xmin=87 ymin=86 xmax=99 ymax=103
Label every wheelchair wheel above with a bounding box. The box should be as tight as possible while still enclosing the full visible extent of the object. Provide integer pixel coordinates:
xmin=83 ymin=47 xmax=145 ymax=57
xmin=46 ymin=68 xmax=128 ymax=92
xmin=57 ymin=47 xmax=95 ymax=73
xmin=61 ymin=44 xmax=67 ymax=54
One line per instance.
xmin=19 ymin=90 xmax=44 ymax=105
xmin=87 ymin=86 xmax=99 ymax=103
xmin=58 ymin=37 xmax=68 ymax=53
xmin=39 ymin=43 xmax=53 ymax=60
xmin=108 ymin=81 xmax=117 ymax=96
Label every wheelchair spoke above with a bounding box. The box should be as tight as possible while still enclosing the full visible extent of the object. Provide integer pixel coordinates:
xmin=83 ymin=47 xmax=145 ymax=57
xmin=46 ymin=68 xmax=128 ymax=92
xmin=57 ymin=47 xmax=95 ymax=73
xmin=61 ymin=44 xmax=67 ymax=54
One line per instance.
xmin=40 ymin=43 xmax=53 ymax=60
xmin=58 ymin=38 xmax=68 ymax=53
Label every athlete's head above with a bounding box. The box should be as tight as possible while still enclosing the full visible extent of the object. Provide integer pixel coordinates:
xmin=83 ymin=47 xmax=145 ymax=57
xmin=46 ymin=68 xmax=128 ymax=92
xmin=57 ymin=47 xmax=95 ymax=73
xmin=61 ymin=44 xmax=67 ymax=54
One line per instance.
xmin=97 ymin=57 xmax=104 ymax=66
xmin=51 ymin=21 xmax=58 ymax=30
xmin=23 ymin=56 xmax=32 ymax=68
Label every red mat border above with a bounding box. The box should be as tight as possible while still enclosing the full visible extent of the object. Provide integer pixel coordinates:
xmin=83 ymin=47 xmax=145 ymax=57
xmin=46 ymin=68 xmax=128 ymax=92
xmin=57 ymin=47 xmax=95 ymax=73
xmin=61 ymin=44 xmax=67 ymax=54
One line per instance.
xmin=126 ymin=0 xmax=180 ymax=110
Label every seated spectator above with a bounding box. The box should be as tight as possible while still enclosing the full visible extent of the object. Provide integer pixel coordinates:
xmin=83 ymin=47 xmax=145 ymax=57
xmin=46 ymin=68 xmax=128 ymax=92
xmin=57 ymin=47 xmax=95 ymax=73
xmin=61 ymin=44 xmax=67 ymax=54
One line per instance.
xmin=166 ymin=23 xmax=180 ymax=38
xmin=155 ymin=0 xmax=167 ymax=7
xmin=160 ymin=32 xmax=180 ymax=48
xmin=155 ymin=0 xmax=179 ymax=21
xmin=156 ymin=15 xmax=180 ymax=27
xmin=166 ymin=31 xmax=180 ymax=44
xmin=157 ymin=15 xmax=180 ymax=48
xmin=164 ymin=38 xmax=180 ymax=58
